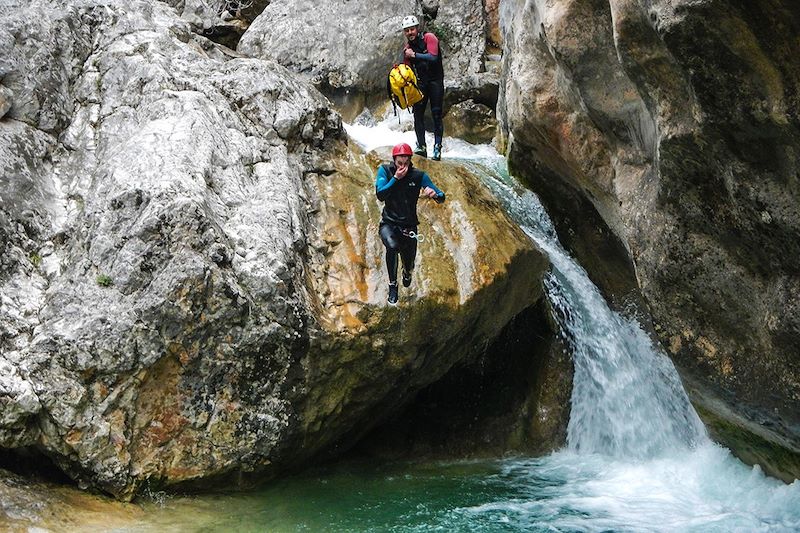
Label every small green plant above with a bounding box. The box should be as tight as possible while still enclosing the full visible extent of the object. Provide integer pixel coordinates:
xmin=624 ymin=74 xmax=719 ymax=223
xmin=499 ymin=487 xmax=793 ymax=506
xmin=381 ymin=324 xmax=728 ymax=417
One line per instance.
xmin=96 ymin=274 xmax=113 ymax=287
xmin=425 ymin=18 xmax=458 ymax=47
xmin=30 ymin=253 xmax=42 ymax=268
xmin=67 ymin=193 xmax=85 ymax=210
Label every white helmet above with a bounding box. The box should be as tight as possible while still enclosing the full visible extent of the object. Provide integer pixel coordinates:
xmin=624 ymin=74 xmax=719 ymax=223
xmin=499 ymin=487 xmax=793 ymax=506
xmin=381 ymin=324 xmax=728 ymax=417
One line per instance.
xmin=401 ymin=15 xmax=419 ymax=29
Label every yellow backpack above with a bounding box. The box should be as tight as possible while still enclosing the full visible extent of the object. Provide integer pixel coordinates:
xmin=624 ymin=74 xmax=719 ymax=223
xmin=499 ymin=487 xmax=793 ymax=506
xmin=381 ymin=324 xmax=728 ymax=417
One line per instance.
xmin=387 ymin=64 xmax=424 ymax=112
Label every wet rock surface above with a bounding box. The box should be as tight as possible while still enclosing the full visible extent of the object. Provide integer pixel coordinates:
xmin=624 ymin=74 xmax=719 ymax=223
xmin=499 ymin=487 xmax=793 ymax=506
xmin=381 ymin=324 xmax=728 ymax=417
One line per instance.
xmin=0 ymin=0 xmax=548 ymax=499
xmin=353 ymin=301 xmax=572 ymax=460
xmin=295 ymin=144 xmax=548 ymax=465
xmin=443 ymin=99 xmax=497 ymax=145
xmin=0 ymin=468 xmax=144 ymax=531
xmin=499 ymin=0 xmax=800 ymax=479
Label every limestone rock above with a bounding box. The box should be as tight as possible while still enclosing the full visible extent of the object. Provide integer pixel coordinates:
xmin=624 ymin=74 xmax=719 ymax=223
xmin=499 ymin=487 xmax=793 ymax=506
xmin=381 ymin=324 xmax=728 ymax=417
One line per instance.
xmin=174 ymin=0 xmax=250 ymax=49
xmin=0 ymin=85 xmax=11 ymax=118
xmin=484 ymin=0 xmax=501 ymax=48
xmin=0 ymin=1 xmax=97 ymax=134
xmin=432 ymin=0 xmax=486 ymax=84
xmin=238 ymin=0 xmax=496 ymax=111
xmin=499 ymin=0 xmax=800 ymax=479
xmin=443 ymin=99 xmax=497 ymax=145
xmin=297 ymin=144 xmax=547 ymax=462
xmin=0 ymin=0 xmax=546 ymax=499
xmin=0 ymin=468 xmax=146 ymax=531
xmin=0 ymin=356 xmax=41 ymax=447
xmin=238 ymin=0 xmax=418 ymax=95
xmin=445 ymin=70 xmax=499 ymax=110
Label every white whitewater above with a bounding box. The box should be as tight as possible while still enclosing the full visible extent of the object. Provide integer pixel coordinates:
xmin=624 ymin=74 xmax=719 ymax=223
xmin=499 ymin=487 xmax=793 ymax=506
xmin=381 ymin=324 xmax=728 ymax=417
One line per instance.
xmin=346 ymin=116 xmax=800 ymax=532
xmin=480 ymin=164 xmax=708 ymax=459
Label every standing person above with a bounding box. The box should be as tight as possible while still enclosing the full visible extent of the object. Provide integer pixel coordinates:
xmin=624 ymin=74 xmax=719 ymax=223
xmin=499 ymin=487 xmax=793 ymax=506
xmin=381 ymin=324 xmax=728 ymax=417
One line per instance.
xmin=401 ymin=15 xmax=445 ymax=161
xmin=375 ymin=143 xmax=446 ymax=305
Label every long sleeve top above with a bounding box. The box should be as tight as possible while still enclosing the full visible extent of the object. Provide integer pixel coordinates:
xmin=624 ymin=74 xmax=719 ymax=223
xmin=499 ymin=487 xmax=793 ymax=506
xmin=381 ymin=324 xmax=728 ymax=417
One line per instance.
xmin=375 ymin=163 xmax=445 ymax=226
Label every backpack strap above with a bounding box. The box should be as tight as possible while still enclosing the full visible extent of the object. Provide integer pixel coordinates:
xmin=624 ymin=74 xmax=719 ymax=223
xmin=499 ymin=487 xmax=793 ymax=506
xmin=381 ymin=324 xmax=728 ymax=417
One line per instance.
xmin=387 ymin=66 xmax=399 ymax=120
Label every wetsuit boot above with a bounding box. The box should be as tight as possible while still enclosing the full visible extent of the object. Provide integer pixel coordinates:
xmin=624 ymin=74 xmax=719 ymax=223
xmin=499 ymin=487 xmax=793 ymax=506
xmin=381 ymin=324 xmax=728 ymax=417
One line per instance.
xmin=388 ymin=282 xmax=399 ymax=305
xmin=402 ymin=269 xmax=412 ymax=287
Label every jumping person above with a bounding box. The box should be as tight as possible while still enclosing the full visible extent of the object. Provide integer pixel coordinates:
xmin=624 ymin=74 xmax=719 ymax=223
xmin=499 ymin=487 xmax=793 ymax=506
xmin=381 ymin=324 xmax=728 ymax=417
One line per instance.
xmin=401 ymin=15 xmax=445 ymax=161
xmin=375 ymin=143 xmax=446 ymax=305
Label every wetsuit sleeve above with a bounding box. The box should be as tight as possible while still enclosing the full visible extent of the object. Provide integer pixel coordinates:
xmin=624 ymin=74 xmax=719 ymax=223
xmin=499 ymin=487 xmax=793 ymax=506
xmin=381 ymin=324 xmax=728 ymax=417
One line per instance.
xmin=414 ymin=52 xmax=437 ymax=62
xmin=411 ymin=34 xmax=440 ymax=62
xmin=421 ymin=173 xmax=445 ymax=203
xmin=423 ymin=33 xmax=439 ymax=56
xmin=375 ymin=165 xmax=397 ymax=201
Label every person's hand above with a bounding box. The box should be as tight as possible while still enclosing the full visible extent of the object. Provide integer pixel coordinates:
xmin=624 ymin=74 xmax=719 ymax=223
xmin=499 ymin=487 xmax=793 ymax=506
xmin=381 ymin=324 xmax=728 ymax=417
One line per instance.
xmin=404 ymin=48 xmax=415 ymax=59
xmin=395 ymin=163 xmax=409 ymax=179
xmin=421 ymin=186 xmax=438 ymax=198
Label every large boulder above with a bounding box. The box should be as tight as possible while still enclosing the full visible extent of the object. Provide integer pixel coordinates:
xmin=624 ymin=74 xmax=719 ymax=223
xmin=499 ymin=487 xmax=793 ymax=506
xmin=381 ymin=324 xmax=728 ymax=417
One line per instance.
xmin=499 ymin=0 xmax=800 ymax=480
xmin=298 ymin=148 xmax=548 ymax=459
xmin=0 ymin=0 xmax=547 ymax=499
xmin=237 ymin=0 xmax=498 ymax=116
xmin=237 ymin=0 xmax=419 ymax=99
xmin=443 ymin=99 xmax=497 ymax=144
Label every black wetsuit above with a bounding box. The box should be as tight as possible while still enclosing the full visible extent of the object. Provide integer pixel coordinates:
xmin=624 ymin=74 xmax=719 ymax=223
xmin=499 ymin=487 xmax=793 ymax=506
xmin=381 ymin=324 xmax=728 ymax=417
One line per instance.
xmin=404 ymin=32 xmax=445 ymax=149
xmin=375 ymin=162 xmax=445 ymax=283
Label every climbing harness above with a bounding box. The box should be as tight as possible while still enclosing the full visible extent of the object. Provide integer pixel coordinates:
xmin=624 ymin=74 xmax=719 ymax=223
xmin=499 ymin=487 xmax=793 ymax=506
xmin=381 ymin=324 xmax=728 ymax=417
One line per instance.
xmin=401 ymin=228 xmax=424 ymax=242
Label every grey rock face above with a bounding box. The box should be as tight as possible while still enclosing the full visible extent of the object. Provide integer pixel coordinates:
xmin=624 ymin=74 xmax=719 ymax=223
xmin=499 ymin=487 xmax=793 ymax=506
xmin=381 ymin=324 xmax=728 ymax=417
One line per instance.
xmin=175 ymin=0 xmax=250 ymax=48
xmin=176 ymin=0 xmax=227 ymax=31
xmin=238 ymin=0 xmax=419 ymax=94
xmin=1 ymin=0 xmax=546 ymax=500
xmin=499 ymin=0 xmax=800 ymax=480
xmin=1 ymin=0 xmax=342 ymax=499
xmin=0 ymin=85 xmax=11 ymax=118
xmin=238 ymin=0 xmax=497 ymax=112
xmin=433 ymin=0 xmax=485 ymax=83
xmin=443 ymin=99 xmax=497 ymax=145
xmin=0 ymin=1 xmax=96 ymax=134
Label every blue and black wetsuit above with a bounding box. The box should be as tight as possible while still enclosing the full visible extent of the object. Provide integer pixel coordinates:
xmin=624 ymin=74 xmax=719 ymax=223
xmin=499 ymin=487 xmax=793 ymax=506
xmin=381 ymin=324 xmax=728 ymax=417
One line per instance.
xmin=375 ymin=162 xmax=445 ymax=283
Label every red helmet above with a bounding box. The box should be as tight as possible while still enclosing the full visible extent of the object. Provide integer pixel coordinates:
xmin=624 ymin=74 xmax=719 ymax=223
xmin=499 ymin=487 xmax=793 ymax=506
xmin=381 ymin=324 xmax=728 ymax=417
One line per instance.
xmin=391 ymin=143 xmax=414 ymax=157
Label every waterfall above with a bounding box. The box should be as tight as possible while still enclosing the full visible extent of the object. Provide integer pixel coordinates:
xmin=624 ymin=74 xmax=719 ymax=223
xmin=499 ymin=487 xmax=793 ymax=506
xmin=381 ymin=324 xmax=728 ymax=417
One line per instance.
xmin=342 ymin=121 xmax=800 ymax=531
xmin=471 ymin=159 xmax=708 ymax=459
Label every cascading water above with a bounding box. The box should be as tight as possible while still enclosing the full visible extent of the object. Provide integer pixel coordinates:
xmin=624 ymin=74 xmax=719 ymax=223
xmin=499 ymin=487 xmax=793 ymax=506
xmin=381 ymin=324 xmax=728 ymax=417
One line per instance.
xmin=338 ymin=119 xmax=800 ymax=531
xmin=348 ymin=118 xmax=706 ymax=461
xmin=470 ymin=158 xmax=708 ymax=459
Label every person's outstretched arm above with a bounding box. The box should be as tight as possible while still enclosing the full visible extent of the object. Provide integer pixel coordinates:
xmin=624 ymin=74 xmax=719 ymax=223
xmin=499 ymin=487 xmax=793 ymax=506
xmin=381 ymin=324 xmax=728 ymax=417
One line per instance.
xmin=375 ymin=165 xmax=398 ymax=201
xmin=421 ymin=173 xmax=445 ymax=203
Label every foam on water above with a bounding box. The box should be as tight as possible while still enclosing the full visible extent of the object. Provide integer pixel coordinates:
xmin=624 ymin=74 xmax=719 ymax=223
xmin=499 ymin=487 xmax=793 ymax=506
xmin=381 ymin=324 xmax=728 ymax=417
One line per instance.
xmin=450 ymin=445 xmax=800 ymax=532
xmin=344 ymin=111 xmax=501 ymax=161
xmin=459 ymin=156 xmax=800 ymax=532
